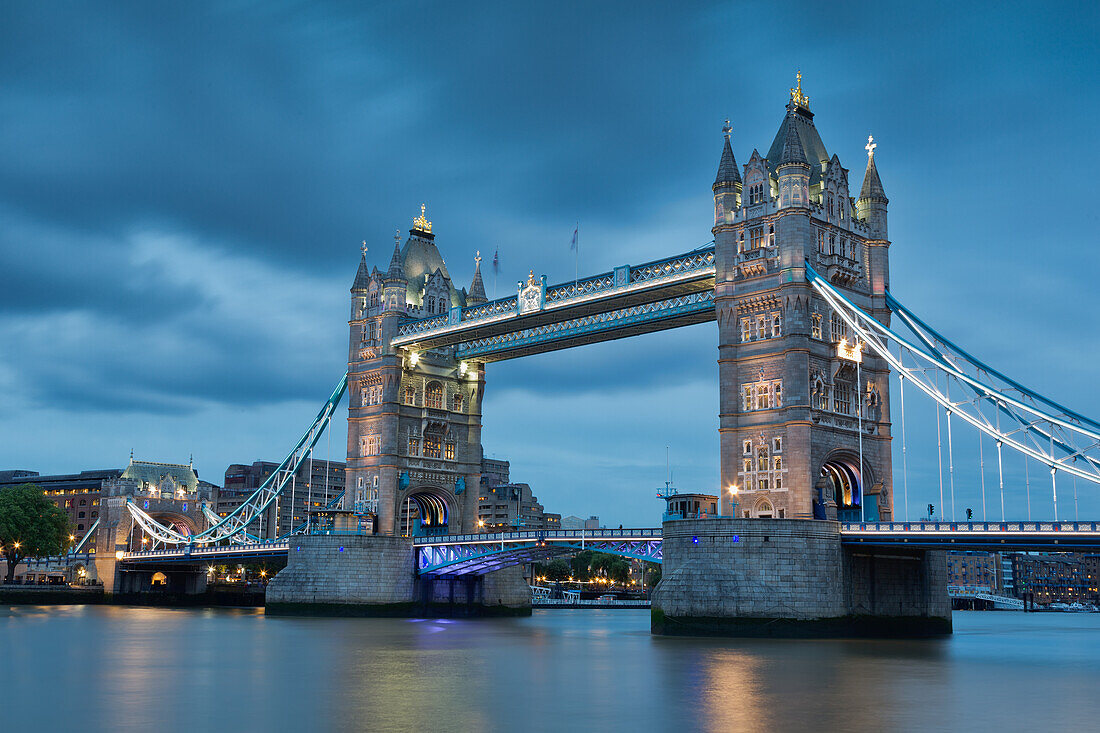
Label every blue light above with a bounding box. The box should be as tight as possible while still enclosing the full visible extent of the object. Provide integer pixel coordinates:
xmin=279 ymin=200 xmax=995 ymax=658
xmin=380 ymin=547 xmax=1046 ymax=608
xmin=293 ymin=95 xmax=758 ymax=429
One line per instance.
xmin=338 ymin=546 xmax=344 ymax=552
xmin=296 ymin=546 xmax=300 ymax=552
xmin=732 ymin=535 xmax=740 ymax=542
xmin=692 ymin=536 xmax=698 ymax=544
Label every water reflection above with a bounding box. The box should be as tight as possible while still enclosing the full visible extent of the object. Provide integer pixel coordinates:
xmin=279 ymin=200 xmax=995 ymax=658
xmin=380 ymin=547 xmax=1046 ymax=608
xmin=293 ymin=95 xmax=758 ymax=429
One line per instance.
xmin=1 ymin=608 xmax=1099 ymax=732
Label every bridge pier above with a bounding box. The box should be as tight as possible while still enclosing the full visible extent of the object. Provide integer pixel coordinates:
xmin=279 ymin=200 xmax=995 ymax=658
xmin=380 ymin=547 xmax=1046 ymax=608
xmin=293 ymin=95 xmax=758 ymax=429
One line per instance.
xmin=651 ymin=518 xmax=950 ymax=638
xmin=266 ymin=534 xmax=530 ymax=616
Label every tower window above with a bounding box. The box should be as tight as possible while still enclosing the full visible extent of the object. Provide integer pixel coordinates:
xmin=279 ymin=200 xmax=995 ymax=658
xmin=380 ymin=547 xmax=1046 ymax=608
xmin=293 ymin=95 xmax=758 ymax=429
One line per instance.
xmin=771 ymin=312 xmax=782 ymax=338
xmin=756 ymin=383 xmax=771 ymax=410
xmin=408 ymin=435 xmax=420 ymax=456
xmin=772 ymin=381 xmax=782 ymax=408
xmin=404 ymin=386 xmax=416 ymax=405
xmin=773 ymin=437 xmax=783 ymax=453
xmin=452 ymin=393 xmax=463 ymax=412
xmin=445 ymin=442 xmax=456 ymax=461
xmin=424 ymin=435 xmax=442 ymax=459
xmin=743 ymin=440 xmax=752 ymax=455
xmin=742 ymin=385 xmax=754 ymax=412
xmin=811 ymin=313 xmax=823 ymax=339
xmin=767 ymin=224 xmax=774 ymax=247
xmin=750 ymin=227 xmax=764 ymax=250
xmin=830 ymin=313 xmax=847 ymax=343
xmin=741 ymin=318 xmax=752 ymax=343
xmin=426 ymin=382 xmax=443 ymax=409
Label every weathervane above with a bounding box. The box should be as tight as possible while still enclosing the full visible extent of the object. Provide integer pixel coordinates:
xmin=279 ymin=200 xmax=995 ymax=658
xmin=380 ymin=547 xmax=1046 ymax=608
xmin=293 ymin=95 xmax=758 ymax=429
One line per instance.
xmin=413 ymin=203 xmax=432 ymax=234
xmin=865 ymin=134 xmax=877 ymax=158
xmin=723 ymin=118 xmax=731 ymax=138
xmin=361 ymin=240 xmax=368 ymax=257
xmin=790 ymin=70 xmax=809 ymax=110
xmin=475 ymin=250 xmax=482 ymax=266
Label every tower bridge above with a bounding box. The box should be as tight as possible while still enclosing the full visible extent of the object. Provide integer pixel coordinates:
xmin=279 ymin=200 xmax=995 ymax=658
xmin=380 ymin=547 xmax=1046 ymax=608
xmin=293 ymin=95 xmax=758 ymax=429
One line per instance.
xmin=79 ymin=77 xmax=1100 ymax=636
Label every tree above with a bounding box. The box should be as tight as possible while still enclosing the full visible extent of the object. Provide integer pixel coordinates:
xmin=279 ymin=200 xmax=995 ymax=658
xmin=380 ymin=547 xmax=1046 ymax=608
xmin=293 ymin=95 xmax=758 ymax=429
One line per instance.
xmin=645 ymin=565 xmax=662 ymax=589
xmin=0 ymin=484 xmax=70 ymax=583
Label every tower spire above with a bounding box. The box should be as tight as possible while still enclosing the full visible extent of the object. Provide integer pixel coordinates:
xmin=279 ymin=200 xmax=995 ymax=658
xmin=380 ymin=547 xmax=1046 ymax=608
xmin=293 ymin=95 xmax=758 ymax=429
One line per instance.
xmin=385 ymin=228 xmax=405 ymax=282
xmin=858 ymin=135 xmax=887 ymax=201
xmin=790 ymin=70 xmax=810 ymax=110
xmin=352 ymin=239 xmax=372 ymax=291
xmin=713 ymin=118 xmax=741 ymax=188
xmin=468 ymin=250 xmax=487 ymax=304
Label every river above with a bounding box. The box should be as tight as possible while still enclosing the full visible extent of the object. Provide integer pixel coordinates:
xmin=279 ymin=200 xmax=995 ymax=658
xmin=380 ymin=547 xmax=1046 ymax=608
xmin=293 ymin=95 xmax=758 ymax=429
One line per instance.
xmin=2 ymin=607 xmax=1098 ymax=732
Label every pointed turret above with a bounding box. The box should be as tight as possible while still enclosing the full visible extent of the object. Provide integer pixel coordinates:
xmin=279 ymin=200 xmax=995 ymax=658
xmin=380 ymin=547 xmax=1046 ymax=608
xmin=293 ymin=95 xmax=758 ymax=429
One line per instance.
xmin=384 ymin=230 xmax=405 ymax=283
xmin=778 ymin=116 xmax=808 ymax=166
xmin=712 ymin=120 xmax=742 ymax=226
xmin=857 ymin=135 xmax=889 ymax=239
xmin=383 ymin=229 xmax=408 ymax=312
xmin=468 ymin=251 xmax=487 ymax=304
xmin=352 ymin=241 xmax=371 ymax=291
xmin=713 ymin=120 xmax=741 ymax=188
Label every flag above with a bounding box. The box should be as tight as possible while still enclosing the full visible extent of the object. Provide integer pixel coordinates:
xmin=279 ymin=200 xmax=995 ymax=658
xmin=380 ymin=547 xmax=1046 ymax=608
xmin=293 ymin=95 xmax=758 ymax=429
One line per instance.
xmin=570 ymin=225 xmax=578 ymax=251
xmin=492 ymin=249 xmax=500 ymax=274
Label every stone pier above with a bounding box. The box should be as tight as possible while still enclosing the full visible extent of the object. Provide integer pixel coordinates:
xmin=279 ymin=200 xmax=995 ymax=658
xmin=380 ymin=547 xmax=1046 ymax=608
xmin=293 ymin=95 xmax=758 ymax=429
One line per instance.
xmin=266 ymin=534 xmax=531 ymax=616
xmin=651 ymin=518 xmax=950 ymax=637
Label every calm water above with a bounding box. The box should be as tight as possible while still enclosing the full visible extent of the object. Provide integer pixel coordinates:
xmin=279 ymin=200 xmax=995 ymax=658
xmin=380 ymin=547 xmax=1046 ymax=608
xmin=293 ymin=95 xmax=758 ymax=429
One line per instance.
xmin=2 ymin=607 xmax=1099 ymax=732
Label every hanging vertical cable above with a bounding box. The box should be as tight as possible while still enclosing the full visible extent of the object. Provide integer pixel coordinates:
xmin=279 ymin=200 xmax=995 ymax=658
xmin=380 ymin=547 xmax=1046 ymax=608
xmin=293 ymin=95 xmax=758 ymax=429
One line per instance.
xmin=946 ymin=380 xmax=956 ymax=522
xmin=899 ymin=369 xmax=910 ymax=522
xmin=979 ymin=428 xmax=986 ymax=522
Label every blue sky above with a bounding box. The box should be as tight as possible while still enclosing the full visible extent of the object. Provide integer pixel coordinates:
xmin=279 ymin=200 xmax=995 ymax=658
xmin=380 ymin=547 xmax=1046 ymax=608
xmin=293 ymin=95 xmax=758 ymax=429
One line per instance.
xmin=1 ymin=1 xmax=1097 ymax=525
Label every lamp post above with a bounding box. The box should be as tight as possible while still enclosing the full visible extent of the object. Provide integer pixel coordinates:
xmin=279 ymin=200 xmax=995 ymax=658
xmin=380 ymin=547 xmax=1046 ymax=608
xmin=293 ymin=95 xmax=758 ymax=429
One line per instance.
xmin=727 ymin=484 xmax=739 ymax=518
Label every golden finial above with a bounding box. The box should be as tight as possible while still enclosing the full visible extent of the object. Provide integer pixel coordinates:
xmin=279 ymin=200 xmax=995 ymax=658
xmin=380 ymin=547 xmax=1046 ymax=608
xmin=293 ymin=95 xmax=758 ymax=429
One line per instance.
xmin=722 ymin=118 xmax=731 ymax=138
xmin=412 ymin=203 xmax=432 ymax=234
xmin=394 ymin=228 xmax=402 ymax=247
xmin=361 ymin=240 xmax=368 ymax=257
xmin=865 ymin=134 xmax=877 ymax=158
xmin=475 ymin=250 xmax=482 ymax=267
xmin=790 ymin=70 xmax=809 ymax=110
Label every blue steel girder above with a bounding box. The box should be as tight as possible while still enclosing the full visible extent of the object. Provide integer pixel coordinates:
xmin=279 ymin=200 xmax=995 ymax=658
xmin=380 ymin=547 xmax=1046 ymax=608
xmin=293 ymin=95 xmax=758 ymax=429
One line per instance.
xmin=840 ymin=521 xmax=1100 ymax=551
xmin=391 ymin=247 xmax=715 ymax=358
xmin=457 ymin=290 xmax=714 ymax=362
xmin=415 ymin=531 xmax=663 ymax=576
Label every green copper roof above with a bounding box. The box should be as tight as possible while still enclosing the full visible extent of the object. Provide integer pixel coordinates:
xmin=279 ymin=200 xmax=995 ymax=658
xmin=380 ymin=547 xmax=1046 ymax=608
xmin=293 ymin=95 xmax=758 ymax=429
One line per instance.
xmin=120 ymin=460 xmax=199 ymax=491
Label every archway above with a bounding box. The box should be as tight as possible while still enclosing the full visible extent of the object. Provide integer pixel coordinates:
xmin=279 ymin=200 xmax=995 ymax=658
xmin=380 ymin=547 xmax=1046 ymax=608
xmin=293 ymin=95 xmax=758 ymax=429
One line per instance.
xmin=151 ymin=572 xmax=168 ymax=586
xmin=399 ymin=489 xmax=451 ymax=537
xmin=753 ymin=499 xmax=774 ymax=519
xmin=820 ymin=454 xmax=877 ymax=521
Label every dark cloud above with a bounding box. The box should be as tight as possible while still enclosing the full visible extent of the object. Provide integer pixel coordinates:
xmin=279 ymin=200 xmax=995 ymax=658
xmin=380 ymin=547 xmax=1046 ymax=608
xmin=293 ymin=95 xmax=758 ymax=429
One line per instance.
xmin=0 ymin=1 xmax=1098 ymax=522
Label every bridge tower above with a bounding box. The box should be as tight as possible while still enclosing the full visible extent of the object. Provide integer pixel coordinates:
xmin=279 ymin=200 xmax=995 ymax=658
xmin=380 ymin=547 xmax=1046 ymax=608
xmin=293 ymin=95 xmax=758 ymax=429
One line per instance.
xmin=345 ymin=207 xmax=485 ymax=537
xmin=713 ymin=76 xmax=894 ymax=522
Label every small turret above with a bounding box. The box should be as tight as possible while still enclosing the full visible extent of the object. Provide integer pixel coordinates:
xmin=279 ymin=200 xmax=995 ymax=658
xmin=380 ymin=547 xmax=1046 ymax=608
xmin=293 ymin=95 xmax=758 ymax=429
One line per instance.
xmin=351 ymin=241 xmax=371 ymax=292
xmin=468 ymin=251 xmax=487 ymax=305
xmin=383 ymin=229 xmax=407 ymax=312
xmin=712 ymin=119 xmax=741 ymax=225
xmin=857 ymin=135 xmax=888 ymax=239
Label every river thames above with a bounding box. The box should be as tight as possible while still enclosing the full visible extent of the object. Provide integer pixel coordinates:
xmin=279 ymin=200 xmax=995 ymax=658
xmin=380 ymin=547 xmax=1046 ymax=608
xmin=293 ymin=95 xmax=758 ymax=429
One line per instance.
xmin=2 ymin=607 xmax=1099 ymax=732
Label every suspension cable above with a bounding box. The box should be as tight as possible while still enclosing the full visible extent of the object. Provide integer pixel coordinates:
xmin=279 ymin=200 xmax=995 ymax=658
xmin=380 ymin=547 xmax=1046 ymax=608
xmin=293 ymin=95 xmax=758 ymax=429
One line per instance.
xmin=946 ymin=380 xmax=956 ymax=522
xmin=997 ymin=408 xmax=1005 ymax=521
xmin=899 ymin=369 xmax=910 ymax=522
xmin=1025 ymin=457 xmax=1032 ymax=521
xmin=935 ymin=376 xmax=945 ymax=521
xmin=1050 ymin=432 xmax=1058 ymax=521
xmin=979 ymin=428 xmax=987 ymax=521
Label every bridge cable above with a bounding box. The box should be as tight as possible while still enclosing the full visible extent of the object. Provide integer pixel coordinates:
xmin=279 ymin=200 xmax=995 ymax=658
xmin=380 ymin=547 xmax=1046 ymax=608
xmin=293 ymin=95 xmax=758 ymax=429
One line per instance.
xmin=979 ymin=426 xmax=987 ymax=522
xmin=935 ymin=372 xmax=945 ymax=521
xmin=1024 ymin=455 xmax=1032 ymax=520
xmin=857 ymin=349 xmax=865 ymax=522
xmin=946 ymin=380 xmax=956 ymax=522
xmin=1050 ymin=432 xmax=1058 ymax=521
xmin=899 ymin=368 xmax=910 ymax=522
xmin=996 ymin=409 xmax=1006 ymax=522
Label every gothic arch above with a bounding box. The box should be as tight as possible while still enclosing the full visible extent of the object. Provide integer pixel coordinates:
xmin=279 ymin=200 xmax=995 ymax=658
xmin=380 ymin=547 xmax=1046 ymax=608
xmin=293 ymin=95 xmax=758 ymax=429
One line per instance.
xmin=398 ymin=485 xmax=452 ymax=537
xmin=819 ymin=451 xmax=876 ymax=521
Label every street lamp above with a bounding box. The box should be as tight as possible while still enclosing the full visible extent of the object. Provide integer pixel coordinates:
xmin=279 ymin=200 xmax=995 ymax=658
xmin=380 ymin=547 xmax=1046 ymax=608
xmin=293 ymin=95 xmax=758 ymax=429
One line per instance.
xmin=727 ymin=485 xmax=739 ymax=518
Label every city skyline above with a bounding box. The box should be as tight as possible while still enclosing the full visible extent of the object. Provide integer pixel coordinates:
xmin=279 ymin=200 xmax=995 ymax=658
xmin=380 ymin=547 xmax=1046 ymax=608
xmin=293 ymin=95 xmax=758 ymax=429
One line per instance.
xmin=2 ymin=2 xmax=1098 ymax=525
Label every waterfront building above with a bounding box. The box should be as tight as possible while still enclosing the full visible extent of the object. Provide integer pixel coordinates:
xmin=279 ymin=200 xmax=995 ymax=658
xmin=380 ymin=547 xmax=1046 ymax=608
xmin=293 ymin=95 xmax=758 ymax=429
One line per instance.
xmin=1009 ymin=553 xmax=1100 ymax=605
xmin=218 ymin=460 xmax=345 ymax=538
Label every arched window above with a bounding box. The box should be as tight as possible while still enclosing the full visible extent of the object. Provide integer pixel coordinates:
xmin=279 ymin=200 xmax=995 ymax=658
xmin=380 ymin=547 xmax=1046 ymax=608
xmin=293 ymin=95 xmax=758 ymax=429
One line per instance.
xmin=426 ymin=382 xmax=443 ymax=409
xmin=427 ymin=297 xmax=434 ymax=314
xmin=404 ymin=386 xmax=416 ymax=405
xmin=756 ymin=500 xmax=773 ymax=519
xmin=767 ymin=224 xmax=774 ymax=247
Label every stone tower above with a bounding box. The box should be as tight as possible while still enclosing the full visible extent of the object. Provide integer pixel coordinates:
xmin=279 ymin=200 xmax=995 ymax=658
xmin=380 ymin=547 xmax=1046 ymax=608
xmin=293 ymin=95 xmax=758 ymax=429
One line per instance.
xmin=713 ymin=75 xmax=893 ymax=521
xmin=346 ymin=206 xmax=485 ymax=536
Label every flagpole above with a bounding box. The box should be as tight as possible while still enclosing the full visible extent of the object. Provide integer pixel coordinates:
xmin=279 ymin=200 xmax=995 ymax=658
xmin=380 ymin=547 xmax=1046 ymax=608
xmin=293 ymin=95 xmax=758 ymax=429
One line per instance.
xmin=574 ymin=222 xmax=579 ymax=294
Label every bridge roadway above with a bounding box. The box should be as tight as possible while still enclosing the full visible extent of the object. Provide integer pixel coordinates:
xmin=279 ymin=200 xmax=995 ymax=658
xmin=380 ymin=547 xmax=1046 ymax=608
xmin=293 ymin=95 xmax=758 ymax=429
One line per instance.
xmin=106 ymin=521 xmax=1100 ymax=576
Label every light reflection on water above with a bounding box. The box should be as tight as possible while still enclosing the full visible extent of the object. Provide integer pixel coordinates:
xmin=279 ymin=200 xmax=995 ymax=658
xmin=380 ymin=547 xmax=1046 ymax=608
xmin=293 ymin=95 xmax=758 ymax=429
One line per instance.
xmin=2 ymin=607 xmax=1099 ymax=732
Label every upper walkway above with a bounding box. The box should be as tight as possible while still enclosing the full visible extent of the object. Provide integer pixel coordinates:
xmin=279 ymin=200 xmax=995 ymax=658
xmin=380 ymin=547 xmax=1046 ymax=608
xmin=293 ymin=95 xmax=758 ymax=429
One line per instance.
xmin=390 ymin=246 xmax=715 ymax=361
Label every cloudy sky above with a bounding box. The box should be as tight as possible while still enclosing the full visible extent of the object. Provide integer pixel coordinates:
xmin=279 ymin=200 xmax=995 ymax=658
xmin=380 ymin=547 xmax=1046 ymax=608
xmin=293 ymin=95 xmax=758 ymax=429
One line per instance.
xmin=2 ymin=1 xmax=1098 ymax=525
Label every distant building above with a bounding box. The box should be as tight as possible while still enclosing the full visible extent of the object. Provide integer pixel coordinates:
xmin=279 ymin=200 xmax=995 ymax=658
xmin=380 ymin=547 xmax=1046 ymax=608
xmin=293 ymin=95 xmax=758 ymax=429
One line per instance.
xmin=1009 ymin=553 xmax=1100 ymax=605
xmin=945 ymin=551 xmax=1002 ymax=593
xmin=476 ymin=458 xmax=561 ymax=531
xmin=0 ymin=457 xmax=217 ymax=553
xmin=218 ymin=460 xmax=345 ymax=538
xmin=560 ymin=515 xmax=601 ymax=530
